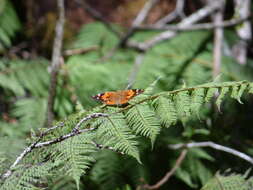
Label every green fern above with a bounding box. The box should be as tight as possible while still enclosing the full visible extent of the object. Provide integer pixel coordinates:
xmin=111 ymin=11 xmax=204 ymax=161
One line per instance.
xmin=125 ymin=103 xmax=160 ymax=146
xmin=1 ymin=80 xmax=253 ymax=189
xmin=0 ymin=0 xmax=21 ymax=51
xmin=96 ymin=112 xmax=140 ymax=161
xmin=153 ymin=96 xmax=178 ymax=127
xmin=0 ymin=162 xmax=54 ymax=190
xmin=11 ymin=98 xmax=47 ymax=130
xmin=201 ymin=172 xmax=253 ymax=190
xmin=0 ymin=59 xmax=49 ymax=96
xmin=52 ymin=133 xmax=97 ymax=189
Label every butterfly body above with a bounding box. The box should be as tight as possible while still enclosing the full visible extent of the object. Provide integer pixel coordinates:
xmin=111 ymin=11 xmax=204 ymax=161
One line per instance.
xmin=92 ymin=89 xmax=144 ymax=105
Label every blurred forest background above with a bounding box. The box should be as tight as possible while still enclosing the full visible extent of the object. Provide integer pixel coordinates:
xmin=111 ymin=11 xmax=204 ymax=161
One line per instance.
xmin=1 ymin=0 xmax=253 ymax=190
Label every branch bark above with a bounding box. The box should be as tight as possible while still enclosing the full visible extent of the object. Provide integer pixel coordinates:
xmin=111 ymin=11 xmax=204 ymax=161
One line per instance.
xmin=155 ymin=0 xmax=185 ymax=26
xmin=45 ymin=0 xmax=65 ymax=128
xmin=137 ymin=16 xmax=250 ymax=31
xmin=127 ymin=0 xmax=223 ymax=51
xmin=141 ymin=149 xmax=188 ymax=189
xmin=232 ymin=0 xmax=252 ymax=65
xmin=75 ymin=0 xmax=120 ymax=37
xmin=212 ymin=0 xmax=225 ymax=79
xmin=1 ymin=113 xmax=108 ymax=179
xmin=169 ymin=141 xmax=253 ymax=165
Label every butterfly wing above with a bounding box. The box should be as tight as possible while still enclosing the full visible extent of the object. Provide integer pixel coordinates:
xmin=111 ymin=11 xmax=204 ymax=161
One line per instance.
xmin=92 ymin=92 xmax=115 ymax=105
xmin=92 ymin=89 xmax=144 ymax=105
xmin=119 ymin=89 xmax=144 ymax=104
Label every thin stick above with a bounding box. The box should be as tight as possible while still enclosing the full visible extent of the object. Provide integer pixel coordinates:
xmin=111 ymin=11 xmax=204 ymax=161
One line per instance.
xmin=119 ymin=0 xmax=159 ymax=47
xmin=212 ymin=0 xmax=225 ymax=78
xmin=169 ymin=141 xmax=253 ymax=165
xmin=142 ymin=149 xmax=188 ymax=189
xmin=127 ymin=0 xmax=223 ymax=51
xmin=1 ymin=113 xmax=107 ymax=179
xmin=63 ymin=46 xmax=98 ymax=56
xmin=72 ymin=113 xmax=108 ymax=132
xmin=155 ymin=0 xmax=185 ymax=25
xmin=45 ymin=0 xmax=65 ymax=127
xmin=127 ymin=53 xmax=144 ymax=89
xmin=137 ymin=16 xmax=250 ymax=31
xmin=75 ymin=0 xmax=120 ymax=37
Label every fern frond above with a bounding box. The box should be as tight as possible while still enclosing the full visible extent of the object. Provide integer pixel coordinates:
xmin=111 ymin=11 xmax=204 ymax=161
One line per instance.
xmin=90 ymin=150 xmax=125 ymax=190
xmin=125 ymin=103 xmax=160 ymax=146
xmin=153 ymin=96 xmax=177 ymax=127
xmin=201 ymin=172 xmax=253 ymax=190
xmin=191 ymin=88 xmax=205 ymax=117
xmin=0 ymin=162 xmax=54 ymax=190
xmin=205 ymin=87 xmax=218 ymax=103
xmin=0 ymin=59 xmax=49 ymax=96
xmin=0 ymin=0 xmax=21 ymax=50
xmin=175 ymin=91 xmax=191 ymax=118
xmin=52 ymin=133 xmax=96 ymax=189
xmin=11 ymin=98 xmax=47 ymax=130
xmin=96 ymin=113 xmax=140 ymax=161
xmin=216 ymin=87 xmax=229 ymax=110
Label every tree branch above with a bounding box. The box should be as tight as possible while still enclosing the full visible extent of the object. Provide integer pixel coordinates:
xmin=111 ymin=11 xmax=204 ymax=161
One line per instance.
xmin=212 ymin=0 xmax=225 ymax=78
xmin=169 ymin=141 xmax=253 ymax=165
xmin=45 ymin=0 xmax=65 ymax=128
xmin=141 ymin=149 xmax=188 ymax=189
xmin=127 ymin=0 xmax=223 ymax=51
xmin=136 ymin=16 xmax=250 ymax=31
xmin=119 ymin=0 xmax=159 ymax=48
xmin=75 ymin=0 xmax=120 ymax=37
xmin=155 ymin=0 xmax=185 ymax=26
xmin=232 ymin=0 xmax=252 ymax=65
xmin=1 ymin=113 xmax=108 ymax=179
xmin=126 ymin=53 xmax=144 ymax=89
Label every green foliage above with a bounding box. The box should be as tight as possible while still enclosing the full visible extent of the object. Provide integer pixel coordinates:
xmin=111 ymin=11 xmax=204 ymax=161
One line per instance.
xmin=0 ymin=0 xmax=21 ymax=51
xmin=96 ymin=112 xmax=140 ymax=161
xmin=1 ymin=21 xmax=253 ymax=190
xmin=125 ymin=103 xmax=160 ymax=146
xmin=52 ymin=133 xmax=97 ymax=189
xmin=201 ymin=172 xmax=253 ymax=190
xmin=0 ymin=162 xmax=54 ymax=190
xmin=1 ymin=80 xmax=253 ymax=189
xmin=176 ymin=148 xmax=214 ymax=188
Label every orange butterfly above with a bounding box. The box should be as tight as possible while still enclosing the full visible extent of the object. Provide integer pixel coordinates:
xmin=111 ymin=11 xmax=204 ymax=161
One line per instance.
xmin=92 ymin=89 xmax=144 ymax=105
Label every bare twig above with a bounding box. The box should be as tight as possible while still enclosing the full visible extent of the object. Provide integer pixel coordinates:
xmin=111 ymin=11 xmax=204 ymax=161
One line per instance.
xmin=132 ymin=0 xmax=159 ymax=27
xmin=39 ymin=122 xmax=65 ymax=137
xmin=137 ymin=16 xmax=250 ymax=31
xmin=119 ymin=0 xmax=159 ymax=48
xmin=102 ymin=0 xmax=159 ymax=61
xmin=35 ymin=127 xmax=97 ymax=148
xmin=169 ymin=141 xmax=253 ymax=165
xmin=127 ymin=0 xmax=223 ymax=51
xmin=63 ymin=46 xmax=98 ymax=56
xmin=232 ymin=0 xmax=252 ymax=65
xmin=127 ymin=53 xmax=144 ymax=89
xmin=212 ymin=0 xmax=225 ymax=78
xmin=72 ymin=113 xmax=108 ymax=132
xmin=91 ymin=141 xmax=125 ymax=155
xmin=75 ymin=0 xmax=120 ymax=37
xmin=45 ymin=0 xmax=65 ymax=128
xmin=155 ymin=0 xmax=185 ymax=26
xmin=142 ymin=149 xmax=188 ymax=189
xmin=1 ymin=113 xmax=108 ymax=179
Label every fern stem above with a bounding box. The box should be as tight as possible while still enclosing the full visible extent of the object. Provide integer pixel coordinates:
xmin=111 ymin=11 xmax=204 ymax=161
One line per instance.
xmin=117 ymin=81 xmax=249 ymax=113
